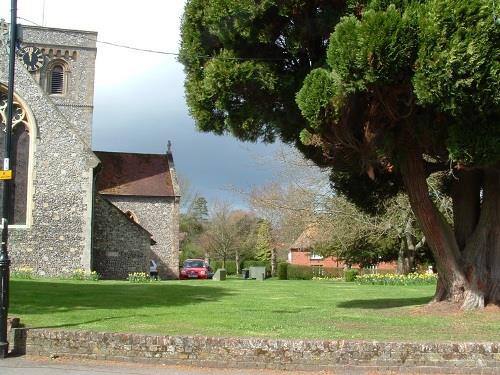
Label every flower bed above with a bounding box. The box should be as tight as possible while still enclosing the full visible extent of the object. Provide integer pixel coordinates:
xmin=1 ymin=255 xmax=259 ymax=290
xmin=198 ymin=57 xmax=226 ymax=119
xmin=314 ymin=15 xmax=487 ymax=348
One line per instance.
xmin=357 ymin=272 xmax=437 ymax=285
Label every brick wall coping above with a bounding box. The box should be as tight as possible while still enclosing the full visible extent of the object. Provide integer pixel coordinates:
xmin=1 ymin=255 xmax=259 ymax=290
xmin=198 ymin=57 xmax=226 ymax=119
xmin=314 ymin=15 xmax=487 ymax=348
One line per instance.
xmin=11 ymin=328 xmax=500 ymax=374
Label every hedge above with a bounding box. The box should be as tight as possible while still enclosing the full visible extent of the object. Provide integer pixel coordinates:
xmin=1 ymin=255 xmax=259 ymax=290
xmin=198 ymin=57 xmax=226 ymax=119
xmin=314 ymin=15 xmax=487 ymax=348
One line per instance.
xmin=210 ymin=260 xmax=238 ymax=275
xmin=277 ymin=262 xmax=288 ymax=280
xmin=287 ymin=264 xmax=313 ymax=280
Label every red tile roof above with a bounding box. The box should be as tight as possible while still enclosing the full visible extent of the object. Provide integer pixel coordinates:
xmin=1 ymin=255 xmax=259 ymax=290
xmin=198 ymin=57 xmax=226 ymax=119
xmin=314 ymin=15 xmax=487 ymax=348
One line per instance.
xmin=94 ymin=151 xmax=176 ymax=197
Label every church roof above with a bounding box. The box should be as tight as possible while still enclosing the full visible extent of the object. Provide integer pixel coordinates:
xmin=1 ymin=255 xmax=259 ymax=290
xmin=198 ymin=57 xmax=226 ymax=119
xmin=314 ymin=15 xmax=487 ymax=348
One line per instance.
xmin=94 ymin=151 xmax=176 ymax=197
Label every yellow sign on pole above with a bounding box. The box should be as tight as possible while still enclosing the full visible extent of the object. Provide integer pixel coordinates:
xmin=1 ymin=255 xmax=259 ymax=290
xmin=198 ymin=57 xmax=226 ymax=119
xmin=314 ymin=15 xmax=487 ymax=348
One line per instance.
xmin=0 ymin=170 xmax=12 ymax=180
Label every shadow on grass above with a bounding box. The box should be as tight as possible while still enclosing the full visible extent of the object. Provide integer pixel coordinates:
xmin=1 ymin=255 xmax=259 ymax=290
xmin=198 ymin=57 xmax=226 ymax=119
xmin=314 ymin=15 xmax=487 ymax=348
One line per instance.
xmin=337 ymin=296 xmax=431 ymax=309
xmin=10 ymin=280 xmax=234 ymax=315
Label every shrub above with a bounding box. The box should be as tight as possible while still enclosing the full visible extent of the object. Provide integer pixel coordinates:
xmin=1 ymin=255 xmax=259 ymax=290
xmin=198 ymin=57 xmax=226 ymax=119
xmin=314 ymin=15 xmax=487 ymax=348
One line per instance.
xmin=287 ymin=265 xmax=313 ymax=280
xmin=344 ymin=269 xmax=358 ymax=282
xmin=277 ymin=262 xmax=288 ymax=280
xmin=11 ymin=267 xmax=35 ymax=279
xmin=357 ymin=272 xmax=438 ymax=285
xmin=224 ymin=260 xmax=237 ymax=275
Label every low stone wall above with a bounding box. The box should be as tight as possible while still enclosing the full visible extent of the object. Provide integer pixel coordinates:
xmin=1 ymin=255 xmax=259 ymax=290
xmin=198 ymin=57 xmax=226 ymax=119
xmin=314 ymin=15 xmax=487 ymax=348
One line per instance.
xmin=11 ymin=329 xmax=499 ymax=373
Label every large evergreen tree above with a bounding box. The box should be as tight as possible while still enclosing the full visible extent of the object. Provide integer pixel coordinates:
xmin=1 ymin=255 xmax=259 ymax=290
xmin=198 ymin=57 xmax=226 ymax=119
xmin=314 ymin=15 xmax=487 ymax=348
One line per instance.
xmin=180 ymin=0 xmax=500 ymax=309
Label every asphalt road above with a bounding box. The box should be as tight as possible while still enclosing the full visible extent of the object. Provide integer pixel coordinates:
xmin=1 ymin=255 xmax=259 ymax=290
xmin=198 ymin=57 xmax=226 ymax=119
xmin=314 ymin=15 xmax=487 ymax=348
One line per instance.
xmin=0 ymin=355 xmax=469 ymax=375
xmin=0 ymin=356 xmax=332 ymax=375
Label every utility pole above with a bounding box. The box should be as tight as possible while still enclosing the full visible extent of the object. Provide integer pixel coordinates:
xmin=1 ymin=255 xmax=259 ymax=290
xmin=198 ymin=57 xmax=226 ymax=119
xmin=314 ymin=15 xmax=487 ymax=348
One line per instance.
xmin=0 ymin=0 xmax=17 ymax=359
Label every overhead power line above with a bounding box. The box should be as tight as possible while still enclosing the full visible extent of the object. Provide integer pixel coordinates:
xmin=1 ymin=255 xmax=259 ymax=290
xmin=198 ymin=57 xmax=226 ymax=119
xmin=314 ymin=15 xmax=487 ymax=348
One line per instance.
xmin=17 ymin=16 xmax=287 ymax=62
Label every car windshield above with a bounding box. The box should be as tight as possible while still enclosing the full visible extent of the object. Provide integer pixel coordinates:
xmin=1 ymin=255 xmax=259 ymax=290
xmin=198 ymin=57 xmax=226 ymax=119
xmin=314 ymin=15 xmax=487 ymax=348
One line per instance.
xmin=184 ymin=260 xmax=204 ymax=268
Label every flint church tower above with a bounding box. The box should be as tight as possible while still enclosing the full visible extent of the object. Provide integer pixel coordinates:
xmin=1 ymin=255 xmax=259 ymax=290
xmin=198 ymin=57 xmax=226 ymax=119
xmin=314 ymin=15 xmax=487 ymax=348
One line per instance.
xmin=17 ymin=25 xmax=97 ymax=143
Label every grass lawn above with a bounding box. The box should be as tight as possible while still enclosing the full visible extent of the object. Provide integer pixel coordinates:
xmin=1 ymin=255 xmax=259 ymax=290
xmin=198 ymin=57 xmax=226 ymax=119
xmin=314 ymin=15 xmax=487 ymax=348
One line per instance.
xmin=9 ymin=278 xmax=500 ymax=342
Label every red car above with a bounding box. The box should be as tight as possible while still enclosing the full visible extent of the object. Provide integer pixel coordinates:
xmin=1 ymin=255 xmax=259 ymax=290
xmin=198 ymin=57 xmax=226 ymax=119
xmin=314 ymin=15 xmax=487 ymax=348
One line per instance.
xmin=179 ymin=259 xmax=214 ymax=280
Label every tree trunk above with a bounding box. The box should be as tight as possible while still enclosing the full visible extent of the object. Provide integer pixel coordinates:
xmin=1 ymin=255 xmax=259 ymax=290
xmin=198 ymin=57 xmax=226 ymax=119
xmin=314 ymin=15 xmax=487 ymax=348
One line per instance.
xmin=399 ymin=139 xmax=468 ymax=304
xmin=397 ymin=237 xmax=410 ymax=274
xmin=235 ymin=250 xmax=240 ymax=274
xmin=460 ymin=168 xmax=500 ymax=308
xmin=397 ymin=219 xmax=418 ymax=275
xmin=451 ymin=169 xmax=481 ymax=251
xmin=399 ymin=131 xmax=500 ymax=308
xmin=271 ymin=247 xmax=277 ymax=277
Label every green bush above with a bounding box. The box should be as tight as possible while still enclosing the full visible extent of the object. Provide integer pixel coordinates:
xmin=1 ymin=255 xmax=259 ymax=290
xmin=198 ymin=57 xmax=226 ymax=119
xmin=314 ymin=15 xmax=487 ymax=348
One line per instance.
xmin=344 ymin=269 xmax=358 ymax=282
xmin=287 ymin=265 xmax=313 ymax=280
xmin=224 ymin=261 xmax=237 ymax=275
xmin=277 ymin=262 xmax=288 ymax=280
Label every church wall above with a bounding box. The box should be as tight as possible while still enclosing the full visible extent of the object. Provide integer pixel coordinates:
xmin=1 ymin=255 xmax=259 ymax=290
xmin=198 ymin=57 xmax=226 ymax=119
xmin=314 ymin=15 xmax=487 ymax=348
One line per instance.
xmin=104 ymin=196 xmax=180 ymax=279
xmin=92 ymin=195 xmax=150 ymax=280
xmin=1 ymin=39 xmax=99 ymax=277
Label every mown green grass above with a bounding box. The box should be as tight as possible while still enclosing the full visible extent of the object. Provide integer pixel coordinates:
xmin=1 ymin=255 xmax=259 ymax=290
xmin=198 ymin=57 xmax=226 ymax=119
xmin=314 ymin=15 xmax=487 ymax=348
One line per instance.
xmin=9 ymin=278 xmax=500 ymax=342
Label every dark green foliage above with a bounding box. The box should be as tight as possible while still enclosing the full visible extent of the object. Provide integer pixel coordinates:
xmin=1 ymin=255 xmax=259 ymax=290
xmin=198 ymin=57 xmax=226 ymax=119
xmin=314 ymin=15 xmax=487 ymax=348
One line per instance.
xmin=344 ymin=269 xmax=359 ymax=282
xmin=287 ymin=264 xmax=313 ymax=280
xmin=414 ymin=0 xmax=500 ymax=165
xmin=180 ymin=0 xmax=345 ymax=144
xmin=330 ymin=170 xmax=403 ymax=215
xmin=295 ymin=68 xmax=337 ymax=130
xmin=277 ymin=262 xmax=288 ymax=280
xmin=327 ymin=5 xmax=417 ymax=92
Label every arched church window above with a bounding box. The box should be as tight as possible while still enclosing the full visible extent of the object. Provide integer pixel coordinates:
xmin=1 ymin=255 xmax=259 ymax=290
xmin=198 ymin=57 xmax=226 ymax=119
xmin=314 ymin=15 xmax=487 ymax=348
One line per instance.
xmin=50 ymin=65 xmax=64 ymax=94
xmin=0 ymin=89 xmax=33 ymax=225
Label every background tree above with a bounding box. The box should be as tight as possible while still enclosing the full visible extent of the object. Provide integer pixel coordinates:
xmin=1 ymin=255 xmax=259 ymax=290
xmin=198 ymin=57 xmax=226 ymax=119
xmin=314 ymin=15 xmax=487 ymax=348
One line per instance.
xmin=178 ymin=174 xmax=207 ymax=261
xmin=254 ymin=220 xmax=274 ymax=271
xmin=181 ymin=0 xmax=500 ymax=308
xmin=201 ymin=202 xmax=258 ymax=270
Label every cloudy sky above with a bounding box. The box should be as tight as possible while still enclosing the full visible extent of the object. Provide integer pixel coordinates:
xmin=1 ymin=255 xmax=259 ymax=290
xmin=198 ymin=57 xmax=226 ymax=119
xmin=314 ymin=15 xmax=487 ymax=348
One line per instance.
xmin=2 ymin=0 xmax=288 ymax=209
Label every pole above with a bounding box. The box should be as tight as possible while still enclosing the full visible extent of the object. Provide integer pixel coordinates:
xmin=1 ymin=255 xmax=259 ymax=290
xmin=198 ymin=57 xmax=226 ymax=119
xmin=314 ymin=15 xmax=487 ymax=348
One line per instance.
xmin=0 ymin=0 xmax=17 ymax=359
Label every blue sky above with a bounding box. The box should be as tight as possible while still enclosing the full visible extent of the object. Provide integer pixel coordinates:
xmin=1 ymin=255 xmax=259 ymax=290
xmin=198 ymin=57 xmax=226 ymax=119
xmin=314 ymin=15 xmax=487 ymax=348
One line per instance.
xmin=2 ymin=0 xmax=288 ymax=208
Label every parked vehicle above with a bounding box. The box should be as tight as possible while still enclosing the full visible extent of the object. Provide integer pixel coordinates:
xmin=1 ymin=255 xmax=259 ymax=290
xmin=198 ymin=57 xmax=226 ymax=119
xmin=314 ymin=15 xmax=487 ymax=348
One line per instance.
xmin=179 ymin=259 xmax=214 ymax=280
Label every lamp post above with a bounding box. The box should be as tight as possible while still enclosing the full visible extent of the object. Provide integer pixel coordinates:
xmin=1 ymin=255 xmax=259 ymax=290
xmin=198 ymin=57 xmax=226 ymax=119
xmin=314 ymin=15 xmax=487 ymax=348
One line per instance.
xmin=0 ymin=0 xmax=17 ymax=359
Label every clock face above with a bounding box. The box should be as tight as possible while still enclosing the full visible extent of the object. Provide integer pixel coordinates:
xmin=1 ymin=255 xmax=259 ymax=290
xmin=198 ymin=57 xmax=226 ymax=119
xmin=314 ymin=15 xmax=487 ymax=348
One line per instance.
xmin=20 ymin=46 xmax=45 ymax=72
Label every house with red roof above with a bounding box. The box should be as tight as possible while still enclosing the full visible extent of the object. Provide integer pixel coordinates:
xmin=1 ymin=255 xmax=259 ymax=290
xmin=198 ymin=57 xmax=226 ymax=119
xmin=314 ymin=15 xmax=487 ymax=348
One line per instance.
xmin=288 ymin=226 xmax=396 ymax=273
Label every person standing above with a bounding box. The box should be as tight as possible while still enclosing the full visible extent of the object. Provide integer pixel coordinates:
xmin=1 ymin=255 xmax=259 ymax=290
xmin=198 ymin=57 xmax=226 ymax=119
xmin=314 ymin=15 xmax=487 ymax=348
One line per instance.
xmin=149 ymin=260 xmax=158 ymax=280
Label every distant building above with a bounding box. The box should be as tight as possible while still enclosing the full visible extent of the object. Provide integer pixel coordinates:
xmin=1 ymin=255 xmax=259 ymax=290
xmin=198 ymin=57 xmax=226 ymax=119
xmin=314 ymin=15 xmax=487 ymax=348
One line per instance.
xmin=288 ymin=227 xmax=396 ymax=272
xmin=0 ymin=24 xmax=180 ymax=279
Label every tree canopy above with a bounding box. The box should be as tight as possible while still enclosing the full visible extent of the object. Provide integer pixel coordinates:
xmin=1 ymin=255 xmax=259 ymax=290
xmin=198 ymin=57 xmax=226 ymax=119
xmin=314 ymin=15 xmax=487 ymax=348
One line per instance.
xmin=180 ymin=0 xmax=500 ymax=309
